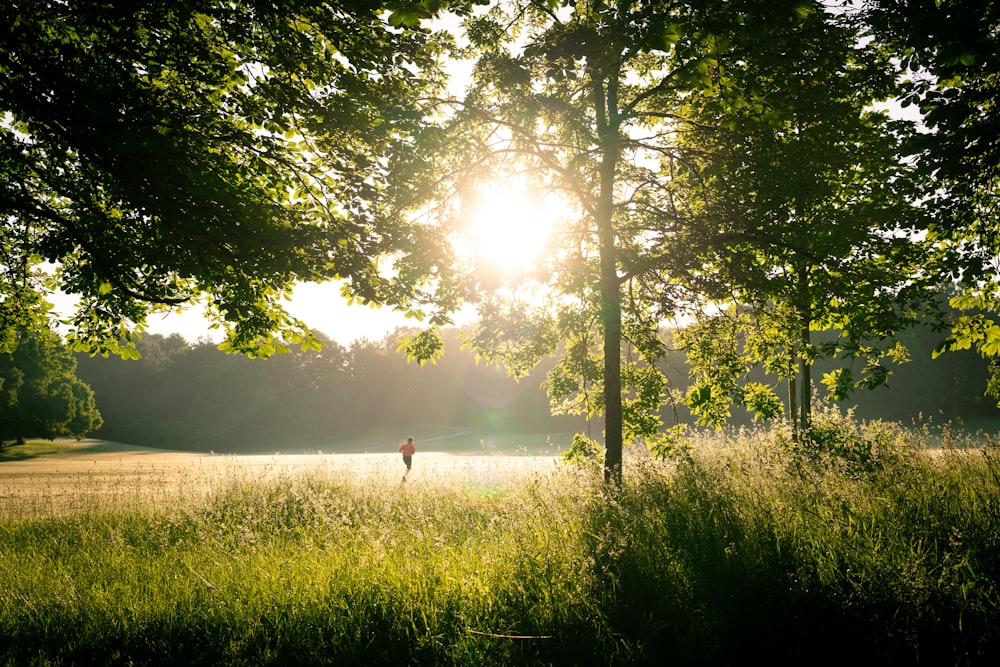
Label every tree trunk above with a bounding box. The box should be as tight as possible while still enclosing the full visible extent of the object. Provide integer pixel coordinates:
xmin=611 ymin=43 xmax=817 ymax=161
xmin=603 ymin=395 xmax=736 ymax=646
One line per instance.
xmin=788 ymin=352 xmax=798 ymax=440
xmin=599 ymin=190 xmax=622 ymax=486
xmin=592 ymin=65 xmax=623 ymax=486
xmin=798 ymin=318 xmax=812 ymax=432
xmin=795 ymin=260 xmax=813 ymax=433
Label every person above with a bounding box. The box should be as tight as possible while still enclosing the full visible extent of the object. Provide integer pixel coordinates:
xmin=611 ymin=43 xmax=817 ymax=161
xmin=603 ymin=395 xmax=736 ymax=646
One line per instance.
xmin=399 ymin=436 xmax=416 ymax=472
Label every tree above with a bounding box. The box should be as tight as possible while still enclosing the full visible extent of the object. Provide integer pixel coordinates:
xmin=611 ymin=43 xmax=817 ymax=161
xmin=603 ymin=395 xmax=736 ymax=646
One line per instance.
xmin=0 ymin=326 xmax=102 ymax=445
xmin=670 ymin=4 xmax=930 ymax=433
xmin=863 ymin=0 xmax=1000 ymax=403
xmin=0 ymin=0 xmax=464 ymax=357
xmin=445 ymin=0 xmax=874 ymax=482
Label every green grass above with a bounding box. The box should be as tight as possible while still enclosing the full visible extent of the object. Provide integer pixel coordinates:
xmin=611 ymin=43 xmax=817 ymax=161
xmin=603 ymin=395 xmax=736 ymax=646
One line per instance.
xmin=0 ymin=439 xmax=89 ymax=461
xmin=2 ymin=416 xmax=1000 ymax=665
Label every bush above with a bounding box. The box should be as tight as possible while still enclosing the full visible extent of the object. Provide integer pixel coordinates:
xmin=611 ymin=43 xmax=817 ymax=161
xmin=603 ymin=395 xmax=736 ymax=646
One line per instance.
xmin=788 ymin=404 xmax=919 ymax=477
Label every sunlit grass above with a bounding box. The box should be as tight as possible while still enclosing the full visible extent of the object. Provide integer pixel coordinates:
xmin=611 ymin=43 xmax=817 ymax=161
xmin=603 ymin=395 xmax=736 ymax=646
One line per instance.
xmin=2 ymin=422 xmax=999 ymax=665
xmin=314 ymin=426 xmax=575 ymax=456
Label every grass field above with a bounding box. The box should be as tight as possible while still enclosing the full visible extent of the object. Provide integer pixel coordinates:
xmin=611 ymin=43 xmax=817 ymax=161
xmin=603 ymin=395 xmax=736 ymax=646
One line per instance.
xmin=2 ymin=413 xmax=999 ymax=665
xmin=315 ymin=426 xmax=577 ymax=456
xmin=0 ymin=438 xmax=567 ymax=517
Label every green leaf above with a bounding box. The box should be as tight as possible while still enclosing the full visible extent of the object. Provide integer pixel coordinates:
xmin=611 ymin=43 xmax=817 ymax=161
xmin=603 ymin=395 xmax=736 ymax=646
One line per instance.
xmin=792 ymin=4 xmax=815 ymax=19
xmin=982 ymin=324 xmax=1000 ymax=357
xmin=741 ymin=382 xmax=784 ymax=421
xmin=397 ymin=330 xmax=443 ymax=366
xmin=950 ymin=294 xmax=979 ymax=310
xmin=387 ymin=7 xmax=432 ymax=28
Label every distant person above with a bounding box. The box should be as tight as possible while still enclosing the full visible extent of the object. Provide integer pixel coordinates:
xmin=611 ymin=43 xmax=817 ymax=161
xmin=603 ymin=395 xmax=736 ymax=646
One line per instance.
xmin=399 ymin=436 xmax=416 ymax=472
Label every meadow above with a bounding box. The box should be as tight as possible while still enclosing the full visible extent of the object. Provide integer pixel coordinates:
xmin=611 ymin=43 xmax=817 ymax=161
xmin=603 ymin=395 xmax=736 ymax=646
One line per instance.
xmin=1 ymin=412 xmax=999 ymax=666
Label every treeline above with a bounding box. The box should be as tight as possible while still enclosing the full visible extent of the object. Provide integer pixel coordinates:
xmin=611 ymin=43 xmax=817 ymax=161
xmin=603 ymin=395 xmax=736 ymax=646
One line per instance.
xmin=74 ymin=328 xmax=581 ymax=453
xmin=72 ymin=321 xmax=997 ymax=454
xmin=771 ymin=323 xmax=996 ymax=427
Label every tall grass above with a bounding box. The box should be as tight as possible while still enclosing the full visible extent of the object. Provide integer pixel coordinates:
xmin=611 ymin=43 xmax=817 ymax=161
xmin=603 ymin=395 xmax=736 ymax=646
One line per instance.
xmin=2 ymin=417 xmax=999 ymax=665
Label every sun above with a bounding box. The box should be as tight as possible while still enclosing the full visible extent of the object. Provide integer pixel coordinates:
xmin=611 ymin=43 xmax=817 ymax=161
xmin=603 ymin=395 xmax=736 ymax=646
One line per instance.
xmin=456 ymin=184 xmax=556 ymax=275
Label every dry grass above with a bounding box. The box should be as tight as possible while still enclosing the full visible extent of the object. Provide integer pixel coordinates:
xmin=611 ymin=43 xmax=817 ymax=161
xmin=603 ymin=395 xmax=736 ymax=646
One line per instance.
xmin=0 ymin=439 xmax=562 ymax=518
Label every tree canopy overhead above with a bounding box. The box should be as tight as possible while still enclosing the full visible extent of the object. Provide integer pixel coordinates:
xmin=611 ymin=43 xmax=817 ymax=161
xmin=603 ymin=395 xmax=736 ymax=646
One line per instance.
xmin=4 ymin=0 xmax=994 ymax=481
xmin=0 ymin=0 xmax=465 ymax=356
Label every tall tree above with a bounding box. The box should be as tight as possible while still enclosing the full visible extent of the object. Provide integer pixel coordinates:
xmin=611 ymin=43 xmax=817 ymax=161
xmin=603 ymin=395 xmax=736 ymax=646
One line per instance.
xmin=0 ymin=0 xmax=464 ymax=357
xmin=447 ymin=0 xmax=866 ymax=482
xmin=0 ymin=326 xmax=102 ymax=445
xmin=671 ymin=4 xmax=929 ymax=433
xmin=863 ymin=0 xmax=1000 ymax=403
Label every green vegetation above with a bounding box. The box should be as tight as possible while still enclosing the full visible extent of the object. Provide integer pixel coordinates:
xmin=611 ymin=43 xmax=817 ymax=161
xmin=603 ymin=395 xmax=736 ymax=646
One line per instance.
xmin=3 ymin=419 xmax=999 ymax=665
xmin=4 ymin=1 xmax=1000 ymax=480
xmin=73 ymin=324 xmax=997 ymax=455
xmin=0 ymin=326 xmax=102 ymax=446
xmin=73 ymin=329 xmax=583 ymax=453
xmin=0 ymin=0 xmax=463 ymax=356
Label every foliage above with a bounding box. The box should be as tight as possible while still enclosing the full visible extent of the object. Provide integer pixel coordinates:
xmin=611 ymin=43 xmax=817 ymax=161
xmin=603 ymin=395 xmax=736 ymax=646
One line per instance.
xmin=0 ymin=326 xmax=102 ymax=444
xmin=397 ymin=328 xmax=445 ymax=366
xmin=2 ymin=428 xmax=1000 ymax=664
xmin=0 ymin=0 xmax=465 ymax=357
xmin=677 ymin=303 xmax=916 ymax=429
xmin=451 ymin=0 xmax=891 ymax=480
xmin=783 ymin=403 xmax=916 ymax=477
xmin=846 ymin=311 xmax=997 ymax=422
xmin=560 ymin=432 xmax=602 ymax=471
xmin=863 ymin=0 xmax=1000 ymax=394
xmin=936 ymin=293 xmax=1000 ymax=407
xmin=670 ymin=3 xmax=929 ymax=431
xmin=443 ymin=0 xmax=947 ymax=478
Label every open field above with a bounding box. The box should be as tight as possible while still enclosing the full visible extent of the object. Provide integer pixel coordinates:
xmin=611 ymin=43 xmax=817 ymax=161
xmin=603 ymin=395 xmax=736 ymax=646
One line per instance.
xmin=2 ymin=417 xmax=1000 ymax=665
xmin=314 ymin=426 xmax=576 ymax=456
xmin=0 ymin=438 xmax=565 ymax=517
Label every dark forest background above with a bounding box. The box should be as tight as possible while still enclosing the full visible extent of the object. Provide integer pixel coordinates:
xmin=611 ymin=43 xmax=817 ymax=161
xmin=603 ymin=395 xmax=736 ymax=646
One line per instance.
xmin=73 ymin=321 xmax=999 ymax=454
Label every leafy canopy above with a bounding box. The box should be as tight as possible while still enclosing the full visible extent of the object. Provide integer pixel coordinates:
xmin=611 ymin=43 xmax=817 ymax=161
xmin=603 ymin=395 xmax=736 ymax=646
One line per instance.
xmin=671 ymin=3 xmax=930 ymax=428
xmin=0 ymin=0 xmax=467 ymax=357
xmin=863 ymin=0 xmax=1000 ymax=402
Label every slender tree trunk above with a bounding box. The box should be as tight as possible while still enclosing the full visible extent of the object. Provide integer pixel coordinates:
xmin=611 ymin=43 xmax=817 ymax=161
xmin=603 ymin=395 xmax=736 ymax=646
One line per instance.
xmin=795 ymin=261 xmax=813 ymax=433
xmin=788 ymin=353 xmax=798 ymax=440
xmin=798 ymin=317 xmax=812 ymax=432
xmin=592 ymin=65 xmax=623 ymax=486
